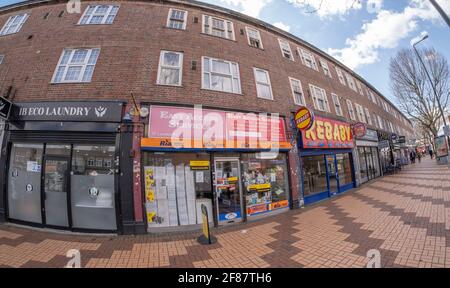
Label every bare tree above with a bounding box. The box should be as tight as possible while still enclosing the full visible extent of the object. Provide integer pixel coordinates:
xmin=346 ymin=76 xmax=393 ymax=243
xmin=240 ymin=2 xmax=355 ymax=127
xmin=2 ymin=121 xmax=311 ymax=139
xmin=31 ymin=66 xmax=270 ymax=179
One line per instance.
xmin=390 ymin=48 xmax=450 ymax=139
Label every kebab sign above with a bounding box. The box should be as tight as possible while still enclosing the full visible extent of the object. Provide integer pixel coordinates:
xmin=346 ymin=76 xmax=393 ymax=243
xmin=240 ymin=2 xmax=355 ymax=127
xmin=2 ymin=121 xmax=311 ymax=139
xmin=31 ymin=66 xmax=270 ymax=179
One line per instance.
xmin=294 ymin=106 xmax=315 ymax=131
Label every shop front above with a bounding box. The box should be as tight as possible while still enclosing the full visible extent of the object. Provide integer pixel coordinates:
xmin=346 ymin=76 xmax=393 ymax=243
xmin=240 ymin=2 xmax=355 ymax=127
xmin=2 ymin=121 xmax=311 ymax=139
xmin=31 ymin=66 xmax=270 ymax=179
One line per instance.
xmin=378 ymin=131 xmax=395 ymax=172
xmin=0 ymin=101 xmax=128 ymax=233
xmin=298 ymin=116 xmax=356 ymax=205
xmin=141 ymin=105 xmax=292 ymax=231
xmin=355 ymin=128 xmax=381 ymax=184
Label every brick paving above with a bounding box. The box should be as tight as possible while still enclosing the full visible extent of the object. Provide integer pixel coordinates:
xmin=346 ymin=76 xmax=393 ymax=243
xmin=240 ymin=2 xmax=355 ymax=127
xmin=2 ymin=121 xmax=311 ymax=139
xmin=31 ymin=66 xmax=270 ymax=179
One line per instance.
xmin=1 ymin=157 xmax=450 ymax=268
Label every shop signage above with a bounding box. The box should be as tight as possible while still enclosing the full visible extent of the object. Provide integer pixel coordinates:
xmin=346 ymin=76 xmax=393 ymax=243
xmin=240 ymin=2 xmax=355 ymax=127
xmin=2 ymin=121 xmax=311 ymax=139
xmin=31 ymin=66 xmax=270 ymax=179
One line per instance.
xmin=248 ymin=183 xmax=271 ymax=193
xmin=294 ymin=106 xmax=314 ymax=131
xmin=301 ymin=116 xmax=354 ymax=149
xmin=141 ymin=105 xmax=292 ymax=150
xmin=0 ymin=97 xmax=13 ymax=120
xmin=198 ymin=204 xmax=216 ymax=245
xmin=247 ymin=203 xmax=268 ymax=215
xmin=269 ymin=200 xmax=289 ymax=210
xmin=356 ymin=128 xmax=378 ymax=142
xmin=378 ymin=140 xmax=390 ymax=149
xmin=352 ymin=122 xmax=366 ymax=138
xmin=189 ymin=160 xmax=210 ymax=170
xmin=435 ymin=136 xmax=449 ymax=157
xmin=10 ymin=102 xmax=124 ymax=122
xmin=397 ymin=136 xmax=406 ymax=144
xmin=390 ymin=134 xmax=398 ymax=141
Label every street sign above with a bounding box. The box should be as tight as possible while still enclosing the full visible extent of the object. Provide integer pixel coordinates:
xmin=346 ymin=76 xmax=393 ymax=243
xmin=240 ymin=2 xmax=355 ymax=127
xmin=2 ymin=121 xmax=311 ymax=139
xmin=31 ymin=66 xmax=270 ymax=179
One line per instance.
xmin=444 ymin=125 xmax=450 ymax=136
xmin=0 ymin=97 xmax=13 ymax=120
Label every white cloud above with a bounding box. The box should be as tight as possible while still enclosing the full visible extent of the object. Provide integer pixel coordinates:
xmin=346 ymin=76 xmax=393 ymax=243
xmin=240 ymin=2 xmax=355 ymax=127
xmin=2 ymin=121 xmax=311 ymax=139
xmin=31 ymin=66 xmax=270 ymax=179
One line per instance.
xmin=327 ymin=0 xmax=450 ymax=70
xmin=219 ymin=0 xmax=272 ymax=18
xmin=286 ymin=0 xmax=363 ymax=18
xmin=273 ymin=22 xmax=291 ymax=32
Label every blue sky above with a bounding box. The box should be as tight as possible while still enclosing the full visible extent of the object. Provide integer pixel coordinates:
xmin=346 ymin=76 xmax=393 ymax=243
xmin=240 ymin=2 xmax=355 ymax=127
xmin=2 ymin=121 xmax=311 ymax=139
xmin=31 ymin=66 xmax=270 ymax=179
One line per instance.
xmin=1 ymin=0 xmax=449 ymax=105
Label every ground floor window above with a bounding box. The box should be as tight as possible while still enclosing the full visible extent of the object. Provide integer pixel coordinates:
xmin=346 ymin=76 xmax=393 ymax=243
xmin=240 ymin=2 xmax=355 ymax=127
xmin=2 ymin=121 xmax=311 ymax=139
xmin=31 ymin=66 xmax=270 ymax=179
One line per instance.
xmin=336 ymin=153 xmax=353 ymax=186
xmin=358 ymin=146 xmax=381 ymax=183
xmin=241 ymin=153 xmax=290 ymax=216
xmin=302 ymin=155 xmax=328 ymax=197
xmin=143 ymin=152 xmax=213 ymax=228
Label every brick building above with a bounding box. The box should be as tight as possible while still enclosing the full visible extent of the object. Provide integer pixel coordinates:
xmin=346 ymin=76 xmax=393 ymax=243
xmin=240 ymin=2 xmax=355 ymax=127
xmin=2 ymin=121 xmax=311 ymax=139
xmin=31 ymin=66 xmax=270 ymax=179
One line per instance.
xmin=0 ymin=0 xmax=414 ymax=234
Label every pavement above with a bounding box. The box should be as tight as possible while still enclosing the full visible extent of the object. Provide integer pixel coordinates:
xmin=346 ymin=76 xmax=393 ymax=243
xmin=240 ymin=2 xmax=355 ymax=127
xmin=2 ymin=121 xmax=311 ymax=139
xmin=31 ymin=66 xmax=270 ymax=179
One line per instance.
xmin=1 ymin=157 xmax=450 ymax=268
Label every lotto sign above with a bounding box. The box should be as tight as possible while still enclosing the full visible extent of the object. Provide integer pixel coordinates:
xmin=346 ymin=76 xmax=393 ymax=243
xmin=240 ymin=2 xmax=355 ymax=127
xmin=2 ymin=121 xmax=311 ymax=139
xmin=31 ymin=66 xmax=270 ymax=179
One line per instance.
xmin=295 ymin=107 xmax=314 ymax=131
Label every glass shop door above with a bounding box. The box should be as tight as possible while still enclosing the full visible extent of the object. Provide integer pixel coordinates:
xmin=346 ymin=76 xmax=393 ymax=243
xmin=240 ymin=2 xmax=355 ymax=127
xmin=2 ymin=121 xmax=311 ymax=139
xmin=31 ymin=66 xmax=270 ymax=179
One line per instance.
xmin=213 ymin=158 xmax=243 ymax=224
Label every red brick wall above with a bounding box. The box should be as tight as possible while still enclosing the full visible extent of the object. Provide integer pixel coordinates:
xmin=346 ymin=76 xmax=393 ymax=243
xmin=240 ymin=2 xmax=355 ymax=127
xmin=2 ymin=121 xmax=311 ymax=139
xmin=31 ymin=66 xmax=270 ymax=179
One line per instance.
xmin=0 ymin=0 xmax=414 ymax=136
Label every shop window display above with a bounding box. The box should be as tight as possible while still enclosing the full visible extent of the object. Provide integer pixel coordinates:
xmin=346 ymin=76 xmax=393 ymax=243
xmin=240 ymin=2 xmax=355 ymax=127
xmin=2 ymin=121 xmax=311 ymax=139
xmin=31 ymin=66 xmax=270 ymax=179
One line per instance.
xmin=241 ymin=153 xmax=289 ymax=216
xmin=143 ymin=153 xmax=213 ymax=228
xmin=336 ymin=153 xmax=353 ymax=186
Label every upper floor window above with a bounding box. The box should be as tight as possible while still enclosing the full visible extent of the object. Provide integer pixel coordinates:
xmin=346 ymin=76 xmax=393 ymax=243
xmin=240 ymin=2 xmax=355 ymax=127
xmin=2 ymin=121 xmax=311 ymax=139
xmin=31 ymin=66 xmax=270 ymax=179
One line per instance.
xmin=79 ymin=5 xmax=119 ymax=25
xmin=345 ymin=73 xmax=357 ymax=92
xmin=356 ymin=81 xmax=364 ymax=96
xmin=331 ymin=94 xmax=343 ymax=116
xmin=373 ymin=114 xmax=378 ymax=128
xmin=346 ymin=100 xmax=356 ymax=121
xmin=0 ymin=13 xmax=29 ymax=36
xmin=300 ymin=48 xmax=318 ymax=70
xmin=202 ymin=57 xmax=241 ymax=94
xmin=335 ymin=66 xmax=346 ymax=86
xmin=167 ymin=8 xmax=187 ymax=30
xmin=246 ymin=27 xmax=263 ymax=49
xmin=289 ymin=77 xmax=305 ymax=106
xmin=52 ymin=48 xmax=100 ymax=83
xmin=309 ymin=84 xmax=330 ymax=112
xmin=320 ymin=59 xmax=332 ymax=78
xmin=278 ymin=39 xmax=294 ymax=61
xmin=0 ymin=55 xmax=4 ymax=64
xmin=254 ymin=68 xmax=273 ymax=100
xmin=157 ymin=51 xmax=183 ymax=86
xmin=355 ymin=103 xmax=366 ymax=123
xmin=377 ymin=115 xmax=384 ymax=130
xmin=364 ymin=108 xmax=372 ymax=125
xmin=203 ymin=15 xmax=235 ymax=40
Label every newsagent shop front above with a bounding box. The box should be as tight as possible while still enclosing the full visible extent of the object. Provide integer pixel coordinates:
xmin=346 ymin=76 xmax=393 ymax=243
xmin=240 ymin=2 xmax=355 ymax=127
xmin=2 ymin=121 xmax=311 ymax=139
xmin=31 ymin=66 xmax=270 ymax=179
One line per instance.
xmin=298 ymin=116 xmax=356 ymax=205
xmin=141 ymin=105 xmax=292 ymax=231
xmin=0 ymin=101 xmax=131 ymax=233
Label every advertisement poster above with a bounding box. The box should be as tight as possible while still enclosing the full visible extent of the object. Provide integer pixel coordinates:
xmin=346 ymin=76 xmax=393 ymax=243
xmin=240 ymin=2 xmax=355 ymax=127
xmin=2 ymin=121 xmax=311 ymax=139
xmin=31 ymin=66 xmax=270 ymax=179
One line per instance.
xmin=435 ymin=136 xmax=449 ymax=157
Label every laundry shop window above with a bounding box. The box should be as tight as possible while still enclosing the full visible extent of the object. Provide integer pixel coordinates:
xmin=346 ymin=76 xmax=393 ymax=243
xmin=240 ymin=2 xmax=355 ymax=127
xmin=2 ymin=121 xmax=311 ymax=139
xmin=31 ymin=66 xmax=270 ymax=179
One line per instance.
xmin=52 ymin=48 xmax=100 ymax=83
xmin=78 ymin=5 xmax=119 ymax=25
xmin=254 ymin=68 xmax=273 ymax=100
xmin=157 ymin=51 xmax=183 ymax=86
xmin=167 ymin=8 xmax=187 ymax=30
xmin=202 ymin=57 xmax=241 ymax=94
xmin=246 ymin=27 xmax=263 ymax=49
xmin=0 ymin=13 xmax=29 ymax=36
xmin=289 ymin=77 xmax=305 ymax=106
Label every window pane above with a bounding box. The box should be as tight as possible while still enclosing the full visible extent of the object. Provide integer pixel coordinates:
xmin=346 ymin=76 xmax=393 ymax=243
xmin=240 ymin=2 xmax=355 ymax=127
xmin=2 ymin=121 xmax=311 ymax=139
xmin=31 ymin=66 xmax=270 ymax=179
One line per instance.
xmin=65 ymin=66 xmax=82 ymax=81
xmin=90 ymin=15 xmax=103 ymax=24
xmin=71 ymin=50 xmax=88 ymax=64
xmin=88 ymin=49 xmax=100 ymax=65
xmin=82 ymin=65 xmax=95 ymax=82
xmin=255 ymin=70 xmax=268 ymax=83
xmin=203 ymin=58 xmax=210 ymax=73
xmin=54 ymin=66 xmax=66 ymax=82
xmin=211 ymin=74 xmax=232 ymax=92
xmin=160 ymin=68 xmax=180 ymax=85
xmin=257 ymin=84 xmax=271 ymax=99
xmin=163 ymin=52 xmax=180 ymax=67
xmin=211 ymin=60 xmax=230 ymax=74
xmin=203 ymin=73 xmax=210 ymax=88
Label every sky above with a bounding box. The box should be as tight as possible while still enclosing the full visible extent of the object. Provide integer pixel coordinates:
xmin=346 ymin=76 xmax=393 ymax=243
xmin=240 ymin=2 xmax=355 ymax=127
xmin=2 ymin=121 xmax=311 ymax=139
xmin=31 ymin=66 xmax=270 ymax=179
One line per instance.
xmin=1 ymin=0 xmax=449 ymax=106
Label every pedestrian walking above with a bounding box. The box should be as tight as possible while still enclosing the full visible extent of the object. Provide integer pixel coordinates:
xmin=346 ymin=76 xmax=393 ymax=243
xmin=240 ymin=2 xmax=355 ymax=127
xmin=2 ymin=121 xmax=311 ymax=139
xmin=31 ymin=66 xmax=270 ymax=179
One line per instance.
xmin=429 ymin=149 xmax=434 ymax=159
xmin=417 ymin=152 xmax=421 ymax=163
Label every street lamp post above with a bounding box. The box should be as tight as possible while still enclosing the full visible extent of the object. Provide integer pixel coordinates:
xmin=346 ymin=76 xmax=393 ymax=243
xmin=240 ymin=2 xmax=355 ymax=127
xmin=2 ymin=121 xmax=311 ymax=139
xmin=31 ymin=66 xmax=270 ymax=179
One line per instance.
xmin=411 ymin=34 xmax=450 ymax=165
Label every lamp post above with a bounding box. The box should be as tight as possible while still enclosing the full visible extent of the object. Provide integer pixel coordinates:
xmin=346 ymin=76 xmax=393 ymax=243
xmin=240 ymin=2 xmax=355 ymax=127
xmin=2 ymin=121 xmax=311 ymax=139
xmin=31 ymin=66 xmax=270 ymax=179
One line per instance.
xmin=411 ymin=33 xmax=450 ymax=164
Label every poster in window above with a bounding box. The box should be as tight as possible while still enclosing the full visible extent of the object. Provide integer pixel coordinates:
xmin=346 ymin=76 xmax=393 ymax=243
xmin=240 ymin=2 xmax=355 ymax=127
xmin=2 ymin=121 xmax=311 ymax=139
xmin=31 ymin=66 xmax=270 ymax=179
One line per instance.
xmin=435 ymin=136 xmax=449 ymax=157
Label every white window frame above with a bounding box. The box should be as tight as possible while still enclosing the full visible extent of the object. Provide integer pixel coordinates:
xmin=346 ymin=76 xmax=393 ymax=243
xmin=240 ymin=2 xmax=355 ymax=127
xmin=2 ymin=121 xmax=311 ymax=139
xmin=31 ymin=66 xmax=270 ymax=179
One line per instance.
xmin=364 ymin=108 xmax=372 ymax=125
xmin=157 ymin=50 xmax=183 ymax=86
xmin=377 ymin=115 xmax=384 ymax=130
xmin=309 ymin=84 xmax=330 ymax=112
xmin=346 ymin=100 xmax=356 ymax=121
xmin=245 ymin=27 xmax=263 ymax=49
xmin=356 ymin=81 xmax=364 ymax=96
xmin=278 ymin=39 xmax=294 ymax=61
xmin=254 ymin=68 xmax=273 ymax=100
xmin=335 ymin=66 xmax=346 ymax=86
xmin=51 ymin=48 xmax=100 ymax=84
xmin=0 ymin=13 xmax=29 ymax=36
xmin=202 ymin=56 xmax=241 ymax=94
xmin=320 ymin=59 xmax=332 ymax=78
xmin=166 ymin=8 xmax=188 ymax=30
xmin=355 ymin=103 xmax=366 ymax=123
xmin=300 ymin=48 xmax=318 ymax=70
xmin=345 ymin=73 xmax=357 ymax=92
xmin=202 ymin=15 xmax=235 ymax=40
xmin=289 ymin=77 xmax=306 ymax=106
xmin=331 ymin=93 xmax=343 ymax=116
xmin=78 ymin=5 xmax=119 ymax=25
